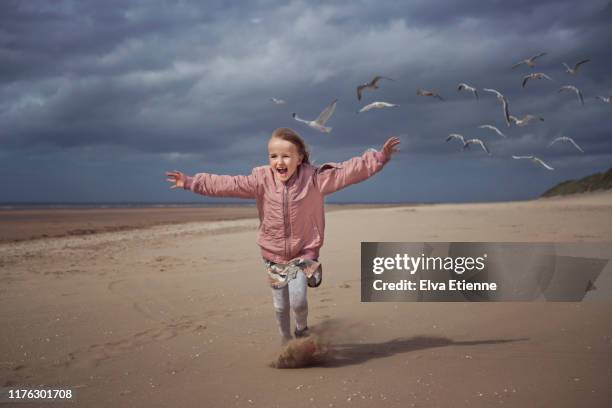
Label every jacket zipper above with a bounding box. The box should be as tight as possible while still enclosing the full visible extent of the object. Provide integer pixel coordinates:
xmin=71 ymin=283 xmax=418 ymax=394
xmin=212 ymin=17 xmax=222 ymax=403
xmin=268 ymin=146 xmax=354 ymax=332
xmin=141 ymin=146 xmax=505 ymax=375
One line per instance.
xmin=283 ymin=184 xmax=289 ymax=259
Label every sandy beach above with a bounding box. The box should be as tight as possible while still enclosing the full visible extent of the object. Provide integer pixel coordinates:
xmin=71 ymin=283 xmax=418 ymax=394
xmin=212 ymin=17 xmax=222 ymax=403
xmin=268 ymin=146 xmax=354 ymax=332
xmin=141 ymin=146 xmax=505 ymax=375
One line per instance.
xmin=1 ymin=192 xmax=611 ymax=407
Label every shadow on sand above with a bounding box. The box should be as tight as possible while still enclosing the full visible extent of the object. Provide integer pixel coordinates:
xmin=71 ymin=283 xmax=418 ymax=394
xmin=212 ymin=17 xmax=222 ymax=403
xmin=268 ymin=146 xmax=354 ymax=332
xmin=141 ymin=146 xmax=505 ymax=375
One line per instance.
xmin=304 ymin=319 xmax=528 ymax=368
xmin=321 ymin=335 xmax=528 ymax=367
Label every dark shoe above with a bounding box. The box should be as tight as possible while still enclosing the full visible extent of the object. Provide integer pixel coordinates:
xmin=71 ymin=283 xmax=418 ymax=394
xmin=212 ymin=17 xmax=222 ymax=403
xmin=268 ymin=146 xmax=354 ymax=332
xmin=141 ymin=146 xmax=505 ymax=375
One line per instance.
xmin=294 ymin=326 xmax=310 ymax=338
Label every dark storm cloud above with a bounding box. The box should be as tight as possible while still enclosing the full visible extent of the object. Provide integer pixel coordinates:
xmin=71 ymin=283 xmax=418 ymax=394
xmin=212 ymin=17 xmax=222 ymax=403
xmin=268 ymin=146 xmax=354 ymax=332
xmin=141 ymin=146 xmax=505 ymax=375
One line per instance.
xmin=0 ymin=0 xmax=610 ymax=202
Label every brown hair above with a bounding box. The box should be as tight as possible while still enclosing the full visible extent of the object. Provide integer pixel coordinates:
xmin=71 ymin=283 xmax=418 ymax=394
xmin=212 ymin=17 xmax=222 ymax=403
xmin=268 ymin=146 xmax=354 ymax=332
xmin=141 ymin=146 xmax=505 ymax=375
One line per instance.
xmin=270 ymin=127 xmax=310 ymax=164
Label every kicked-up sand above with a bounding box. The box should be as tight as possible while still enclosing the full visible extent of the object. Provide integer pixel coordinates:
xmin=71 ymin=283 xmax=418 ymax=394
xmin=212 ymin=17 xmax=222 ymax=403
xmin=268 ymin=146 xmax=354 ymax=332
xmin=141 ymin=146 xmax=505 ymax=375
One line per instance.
xmin=1 ymin=192 xmax=611 ymax=407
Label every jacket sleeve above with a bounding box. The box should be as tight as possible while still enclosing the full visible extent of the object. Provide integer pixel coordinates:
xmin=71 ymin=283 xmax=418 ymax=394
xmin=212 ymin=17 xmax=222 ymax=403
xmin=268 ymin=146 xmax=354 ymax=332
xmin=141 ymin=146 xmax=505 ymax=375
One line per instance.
xmin=183 ymin=168 xmax=259 ymax=199
xmin=315 ymin=149 xmax=390 ymax=196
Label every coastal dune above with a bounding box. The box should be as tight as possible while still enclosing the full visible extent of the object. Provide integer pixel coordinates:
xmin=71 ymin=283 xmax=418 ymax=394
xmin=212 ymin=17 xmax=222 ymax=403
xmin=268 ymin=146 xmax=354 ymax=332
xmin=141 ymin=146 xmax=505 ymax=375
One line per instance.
xmin=1 ymin=191 xmax=611 ymax=407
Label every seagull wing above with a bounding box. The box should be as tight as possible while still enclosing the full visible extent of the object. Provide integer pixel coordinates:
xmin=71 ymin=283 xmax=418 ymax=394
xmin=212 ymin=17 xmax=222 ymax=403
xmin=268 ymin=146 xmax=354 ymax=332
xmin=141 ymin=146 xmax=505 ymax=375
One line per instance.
xmin=533 ymin=52 xmax=547 ymax=60
xmin=481 ymin=125 xmax=504 ymax=137
xmin=512 ymin=155 xmax=533 ymax=160
xmin=483 ymin=88 xmax=503 ymax=99
xmin=368 ymin=76 xmax=382 ymax=86
xmin=577 ymin=89 xmax=584 ymax=105
xmin=447 ymin=133 xmax=465 ymax=143
xmin=574 ymin=59 xmax=590 ymax=70
xmin=502 ymin=97 xmax=511 ymax=127
xmin=358 ymin=103 xmax=374 ymax=113
xmin=522 ymin=75 xmax=530 ymax=88
xmin=534 ymin=157 xmax=554 ymax=170
xmin=315 ymin=99 xmax=338 ymax=125
xmin=511 ymin=60 xmax=524 ymax=69
xmin=356 ymin=85 xmax=365 ymax=101
xmin=568 ymin=138 xmax=584 ymax=153
xmin=476 ymin=139 xmax=490 ymax=154
xmin=369 ymin=76 xmax=393 ymax=87
xmin=292 ymin=113 xmax=309 ymax=125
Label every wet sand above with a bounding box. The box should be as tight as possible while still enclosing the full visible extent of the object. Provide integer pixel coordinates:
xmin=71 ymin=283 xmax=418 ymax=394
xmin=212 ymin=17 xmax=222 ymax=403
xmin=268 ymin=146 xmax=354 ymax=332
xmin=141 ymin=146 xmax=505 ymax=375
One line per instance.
xmin=0 ymin=204 xmax=394 ymax=243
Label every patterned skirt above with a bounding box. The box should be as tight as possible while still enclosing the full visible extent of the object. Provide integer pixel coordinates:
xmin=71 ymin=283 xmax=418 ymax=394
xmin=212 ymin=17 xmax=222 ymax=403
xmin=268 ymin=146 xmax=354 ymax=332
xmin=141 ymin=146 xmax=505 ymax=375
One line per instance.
xmin=265 ymin=258 xmax=323 ymax=289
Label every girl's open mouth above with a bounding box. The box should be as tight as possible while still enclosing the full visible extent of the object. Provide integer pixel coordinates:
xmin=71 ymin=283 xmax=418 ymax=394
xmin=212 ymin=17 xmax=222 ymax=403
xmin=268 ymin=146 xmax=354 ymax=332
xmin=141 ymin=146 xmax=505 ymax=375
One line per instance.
xmin=277 ymin=168 xmax=288 ymax=175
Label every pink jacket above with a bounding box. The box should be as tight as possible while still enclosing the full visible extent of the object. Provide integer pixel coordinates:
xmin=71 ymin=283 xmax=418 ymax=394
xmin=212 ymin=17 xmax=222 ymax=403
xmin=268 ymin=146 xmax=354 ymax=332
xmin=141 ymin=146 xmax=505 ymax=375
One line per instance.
xmin=184 ymin=149 xmax=390 ymax=264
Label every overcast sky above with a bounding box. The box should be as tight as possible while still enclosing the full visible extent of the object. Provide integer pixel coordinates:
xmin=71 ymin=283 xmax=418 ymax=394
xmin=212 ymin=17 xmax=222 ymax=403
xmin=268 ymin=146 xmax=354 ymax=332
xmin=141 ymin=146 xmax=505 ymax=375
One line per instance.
xmin=1 ymin=0 xmax=611 ymax=203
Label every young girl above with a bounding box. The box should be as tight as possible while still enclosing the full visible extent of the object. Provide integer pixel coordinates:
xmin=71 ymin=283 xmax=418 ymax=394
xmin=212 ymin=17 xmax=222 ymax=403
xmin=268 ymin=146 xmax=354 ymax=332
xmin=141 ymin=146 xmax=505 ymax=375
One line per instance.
xmin=166 ymin=128 xmax=399 ymax=344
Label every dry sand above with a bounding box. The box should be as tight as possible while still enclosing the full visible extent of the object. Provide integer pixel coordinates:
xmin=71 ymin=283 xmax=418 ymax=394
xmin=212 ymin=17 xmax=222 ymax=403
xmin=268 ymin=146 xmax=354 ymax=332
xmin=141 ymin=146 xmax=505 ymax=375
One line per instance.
xmin=1 ymin=192 xmax=611 ymax=407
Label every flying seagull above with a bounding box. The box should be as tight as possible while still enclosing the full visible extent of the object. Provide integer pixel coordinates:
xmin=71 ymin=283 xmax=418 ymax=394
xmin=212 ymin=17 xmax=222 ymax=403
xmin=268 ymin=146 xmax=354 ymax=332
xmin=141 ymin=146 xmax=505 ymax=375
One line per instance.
xmin=558 ymin=85 xmax=584 ymax=105
xmin=292 ymin=99 xmax=337 ymax=133
xmin=512 ymin=52 xmax=547 ymax=69
xmin=548 ymin=136 xmax=584 ymax=153
xmin=358 ymin=101 xmax=399 ymax=113
xmin=512 ymin=155 xmax=554 ymax=170
xmin=356 ymin=76 xmax=394 ymax=100
xmin=270 ymin=97 xmax=286 ymax=104
xmin=464 ymin=138 xmax=491 ymax=155
xmin=458 ymin=83 xmax=478 ymax=99
xmin=563 ymin=59 xmax=590 ymax=75
xmin=509 ymin=114 xmax=544 ymax=127
xmin=522 ymin=73 xmax=553 ymax=88
xmin=595 ymin=95 xmax=612 ymax=103
xmin=479 ymin=124 xmax=506 ymax=138
xmin=483 ymin=88 xmax=511 ymax=127
xmin=417 ymin=88 xmax=444 ymax=101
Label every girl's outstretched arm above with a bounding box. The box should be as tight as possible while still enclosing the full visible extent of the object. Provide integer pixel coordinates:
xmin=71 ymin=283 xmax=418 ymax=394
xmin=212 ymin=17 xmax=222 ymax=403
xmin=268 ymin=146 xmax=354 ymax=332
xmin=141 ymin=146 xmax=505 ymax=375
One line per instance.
xmin=165 ymin=168 xmax=260 ymax=199
xmin=315 ymin=136 xmax=400 ymax=195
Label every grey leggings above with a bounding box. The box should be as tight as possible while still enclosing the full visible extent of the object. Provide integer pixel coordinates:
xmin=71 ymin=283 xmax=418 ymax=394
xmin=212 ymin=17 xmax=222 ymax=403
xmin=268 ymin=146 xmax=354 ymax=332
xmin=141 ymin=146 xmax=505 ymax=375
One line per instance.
xmin=271 ymin=271 xmax=308 ymax=341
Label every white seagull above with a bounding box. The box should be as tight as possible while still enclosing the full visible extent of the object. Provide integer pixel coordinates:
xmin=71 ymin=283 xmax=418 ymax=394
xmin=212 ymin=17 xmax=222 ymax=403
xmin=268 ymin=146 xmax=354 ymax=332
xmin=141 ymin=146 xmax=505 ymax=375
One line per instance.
xmin=483 ymin=88 xmax=511 ymax=127
xmin=458 ymin=83 xmax=478 ymax=99
xmin=464 ymin=138 xmax=491 ymax=155
xmin=522 ymin=73 xmax=553 ymax=88
xmin=479 ymin=124 xmax=506 ymax=138
xmin=417 ymin=88 xmax=444 ymax=101
xmin=509 ymin=114 xmax=544 ymax=127
xmin=292 ymin=99 xmax=337 ymax=133
xmin=356 ymin=76 xmax=394 ymax=100
xmin=563 ymin=59 xmax=590 ymax=75
xmin=558 ymin=85 xmax=584 ymax=105
xmin=512 ymin=155 xmax=554 ymax=170
xmin=358 ymin=101 xmax=399 ymax=113
xmin=512 ymin=52 xmax=547 ymax=69
xmin=270 ymin=97 xmax=286 ymax=104
xmin=595 ymin=95 xmax=612 ymax=103
xmin=548 ymin=136 xmax=584 ymax=153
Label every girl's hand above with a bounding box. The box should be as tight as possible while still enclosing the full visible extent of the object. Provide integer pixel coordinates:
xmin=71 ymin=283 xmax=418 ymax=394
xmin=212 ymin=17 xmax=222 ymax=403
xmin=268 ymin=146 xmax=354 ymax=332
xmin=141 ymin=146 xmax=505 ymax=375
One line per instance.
xmin=382 ymin=136 xmax=401 ymax=159
xmin=166 ymin=170 xmax=186 ymax=189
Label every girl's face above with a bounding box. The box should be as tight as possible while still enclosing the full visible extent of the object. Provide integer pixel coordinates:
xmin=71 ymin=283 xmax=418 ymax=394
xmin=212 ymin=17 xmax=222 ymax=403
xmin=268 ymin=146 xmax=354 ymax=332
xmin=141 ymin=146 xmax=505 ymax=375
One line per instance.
xmin=268 ymin=137 xmax=303 ymax=183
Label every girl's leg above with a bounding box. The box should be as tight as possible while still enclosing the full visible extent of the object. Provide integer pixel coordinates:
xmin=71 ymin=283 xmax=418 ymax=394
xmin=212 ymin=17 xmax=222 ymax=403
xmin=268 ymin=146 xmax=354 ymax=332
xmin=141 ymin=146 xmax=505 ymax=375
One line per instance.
xmin=271 ymin=285 xmax=292 ymax=343
xmin=288 ymin=271 xmax=308 ymax=332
